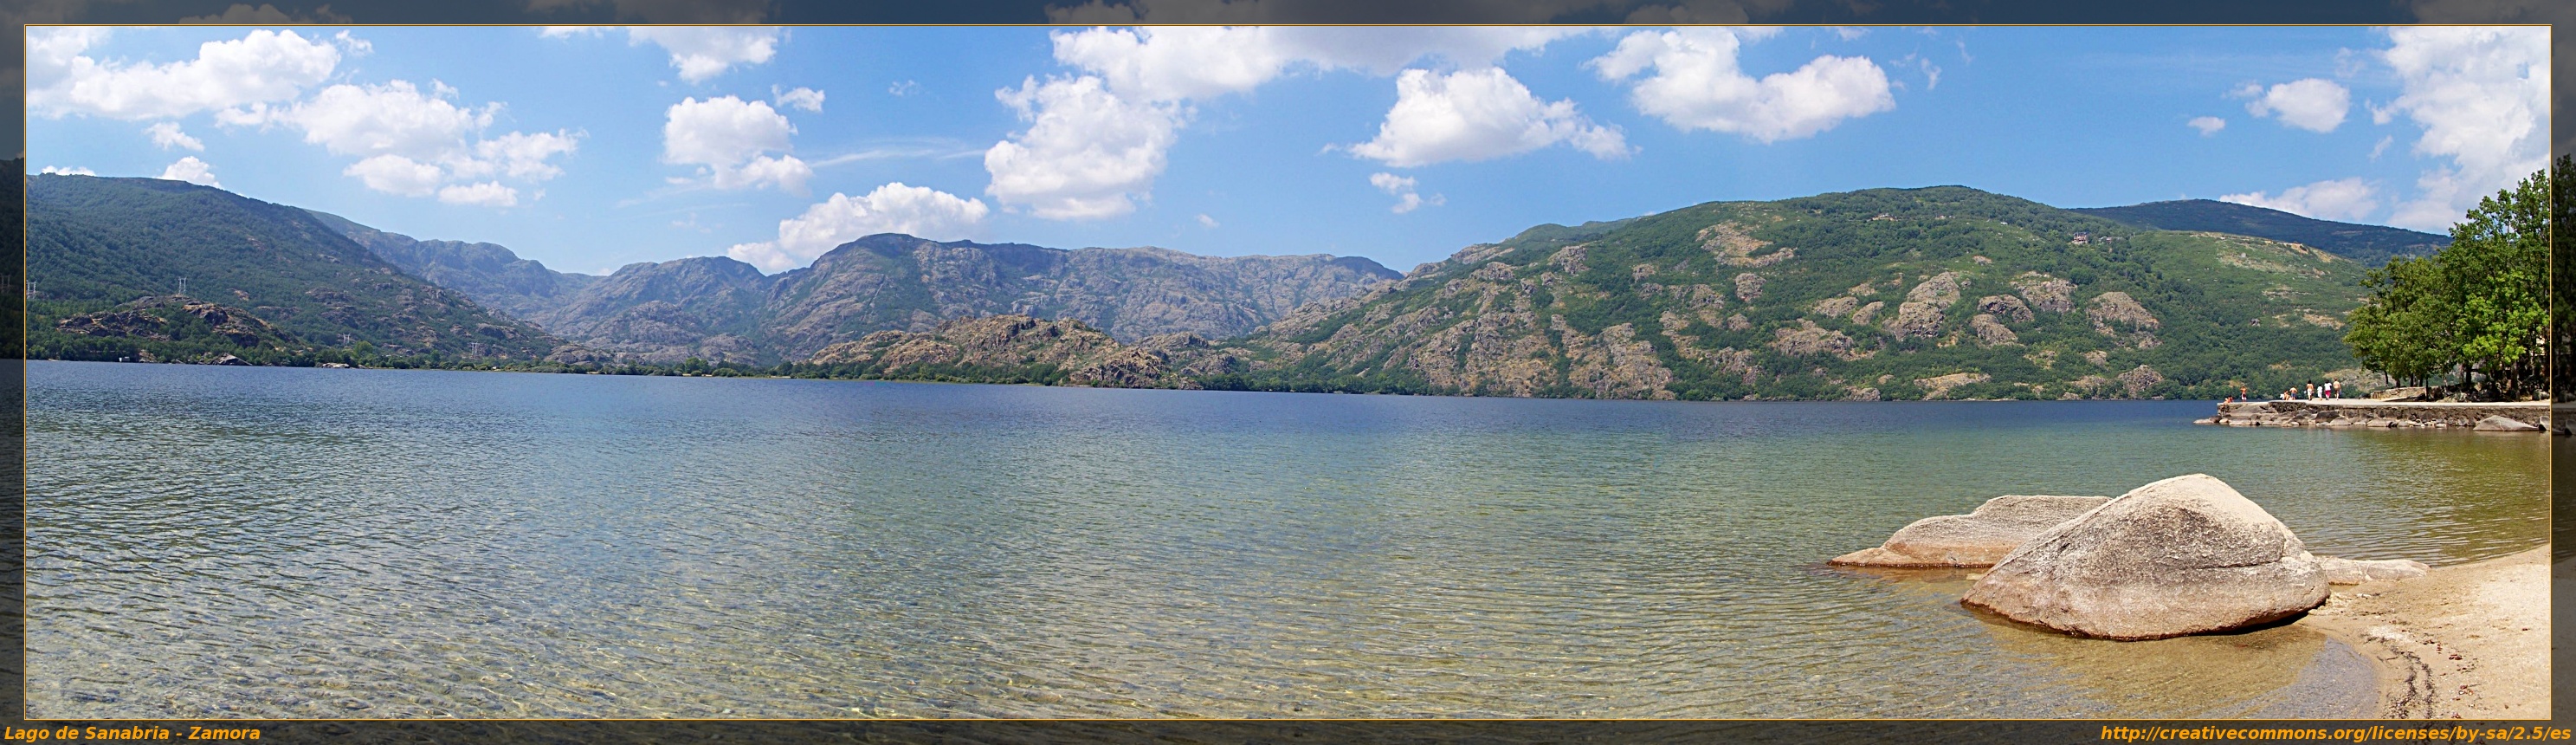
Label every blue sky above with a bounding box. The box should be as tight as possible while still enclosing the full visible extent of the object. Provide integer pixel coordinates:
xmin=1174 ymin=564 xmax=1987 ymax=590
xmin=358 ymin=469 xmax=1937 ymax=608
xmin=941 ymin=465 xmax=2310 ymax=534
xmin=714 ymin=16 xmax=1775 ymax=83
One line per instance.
xmin=25 ymin=25 xmax=2548 ymax=275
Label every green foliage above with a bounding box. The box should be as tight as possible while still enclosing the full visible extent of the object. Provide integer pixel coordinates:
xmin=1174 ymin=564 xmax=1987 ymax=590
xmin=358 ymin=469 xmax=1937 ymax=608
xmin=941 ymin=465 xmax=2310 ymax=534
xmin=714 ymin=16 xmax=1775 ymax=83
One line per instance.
xmin=2343 ymin=167 xmax=2549 ymax=398
xmin=1223 ymin=185 xmax=2373 ymax=400
xmin=2555 ymin=155 xmax=2576 ymax=402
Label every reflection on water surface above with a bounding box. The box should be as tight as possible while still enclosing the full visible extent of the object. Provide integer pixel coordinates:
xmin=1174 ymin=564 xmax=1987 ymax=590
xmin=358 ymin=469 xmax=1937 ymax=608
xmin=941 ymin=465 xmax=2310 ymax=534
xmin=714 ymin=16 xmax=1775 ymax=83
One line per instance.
xmin=25 ymin=362 xmax=2542 ymax=718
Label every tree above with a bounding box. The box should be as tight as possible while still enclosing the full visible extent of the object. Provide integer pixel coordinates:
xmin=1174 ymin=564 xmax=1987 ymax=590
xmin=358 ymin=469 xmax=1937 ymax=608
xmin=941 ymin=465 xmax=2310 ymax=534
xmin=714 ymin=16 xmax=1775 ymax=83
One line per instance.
xmin=2343 ymin=165 xmax=2549 ymax=398
xmin=2344 ymin=256 xmax=2454 ymax=385
xmin=2553 ymin=154 xmax=2574 ymax=403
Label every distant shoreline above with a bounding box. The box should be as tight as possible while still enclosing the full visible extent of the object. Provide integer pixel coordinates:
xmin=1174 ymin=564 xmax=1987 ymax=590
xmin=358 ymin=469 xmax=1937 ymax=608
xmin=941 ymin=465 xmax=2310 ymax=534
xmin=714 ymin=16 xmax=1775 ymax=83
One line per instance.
xmin=29 ymin=358 xmax=2256 ymax=402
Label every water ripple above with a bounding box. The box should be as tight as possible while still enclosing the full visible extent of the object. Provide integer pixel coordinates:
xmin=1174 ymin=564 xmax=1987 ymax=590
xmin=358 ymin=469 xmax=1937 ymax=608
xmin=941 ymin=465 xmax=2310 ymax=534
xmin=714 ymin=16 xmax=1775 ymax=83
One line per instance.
xmin=23 ymin=362 xmax=2533 ymax=719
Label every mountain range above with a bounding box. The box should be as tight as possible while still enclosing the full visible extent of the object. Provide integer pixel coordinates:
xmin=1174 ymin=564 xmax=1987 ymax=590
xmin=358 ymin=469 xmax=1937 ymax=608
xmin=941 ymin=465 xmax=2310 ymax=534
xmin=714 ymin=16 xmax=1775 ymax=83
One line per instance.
xmin=316 ymin=213 xmax=1401 ymax=365
xmin=25 ymin=170 xmax=2408 ymax=399
xmin=813 ymin=186 xmax=2378 ymax=400
xmin=27 ymin=174 xmax=557 ymax=361
xmin=25 ymin=173 xmax=1399 ymax=366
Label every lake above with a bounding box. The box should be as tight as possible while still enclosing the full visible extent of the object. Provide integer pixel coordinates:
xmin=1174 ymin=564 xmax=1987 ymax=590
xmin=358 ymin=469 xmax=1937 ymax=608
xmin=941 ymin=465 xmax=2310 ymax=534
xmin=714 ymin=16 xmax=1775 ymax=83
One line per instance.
xmin=23 ymin=360 xmax=2547 ymax=719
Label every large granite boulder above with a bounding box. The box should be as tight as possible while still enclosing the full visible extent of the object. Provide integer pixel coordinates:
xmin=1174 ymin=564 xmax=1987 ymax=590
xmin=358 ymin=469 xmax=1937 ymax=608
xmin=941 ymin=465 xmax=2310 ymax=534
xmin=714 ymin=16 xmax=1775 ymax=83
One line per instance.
xmin=1830 ymin=495 xmax=2111 ymax=567
xmin=1960 ymin=474 xmax=2327 ymax=640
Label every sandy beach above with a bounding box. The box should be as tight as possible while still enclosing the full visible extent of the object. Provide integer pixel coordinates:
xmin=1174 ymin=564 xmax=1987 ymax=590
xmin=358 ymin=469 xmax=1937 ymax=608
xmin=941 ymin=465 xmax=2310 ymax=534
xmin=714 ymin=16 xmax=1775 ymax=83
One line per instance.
xmin=2295 ymin=545 xmax=2553 ymax=719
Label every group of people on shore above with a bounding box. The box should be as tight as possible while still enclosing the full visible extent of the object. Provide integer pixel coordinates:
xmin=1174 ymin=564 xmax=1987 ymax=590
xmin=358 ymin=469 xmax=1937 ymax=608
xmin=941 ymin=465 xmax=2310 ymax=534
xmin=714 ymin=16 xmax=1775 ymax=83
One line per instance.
xmin=2222 ymin=381 xmax=2343 ymax=404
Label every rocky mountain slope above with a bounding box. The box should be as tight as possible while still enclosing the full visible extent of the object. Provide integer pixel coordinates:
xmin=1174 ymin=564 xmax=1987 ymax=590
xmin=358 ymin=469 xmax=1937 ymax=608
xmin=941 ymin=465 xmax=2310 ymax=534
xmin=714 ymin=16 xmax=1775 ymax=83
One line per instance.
xmin=307 ymin=219 xmax=1402 ymax=366
xmin=1044 ymin=186 xmax=2378 ymax=400
xmin=306 ymin=210 xmax=603 ymax=321
xmin=26 ymin=174 xmax=557 ymax=360
xmin=2073 ymin=199 xmax=2446 ymax=265
xmin=51 ymin=295 xmax=305 ymax=362
xmin=801 ymin=314 xmax=1185 ymax=387
xmin=1237 ymin=187 xmax=2373 ymax=399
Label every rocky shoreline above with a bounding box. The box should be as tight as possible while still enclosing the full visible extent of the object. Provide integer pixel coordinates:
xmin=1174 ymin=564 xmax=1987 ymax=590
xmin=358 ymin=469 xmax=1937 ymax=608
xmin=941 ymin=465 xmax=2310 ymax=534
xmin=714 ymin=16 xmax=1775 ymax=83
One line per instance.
xmin=2294 ymin=547 xmax=2551 ymax=719
xmin=1834 ymin=476 xmax=2546 ymax=718
xmin=2196 ymin=400 xmax=2549 ymax=431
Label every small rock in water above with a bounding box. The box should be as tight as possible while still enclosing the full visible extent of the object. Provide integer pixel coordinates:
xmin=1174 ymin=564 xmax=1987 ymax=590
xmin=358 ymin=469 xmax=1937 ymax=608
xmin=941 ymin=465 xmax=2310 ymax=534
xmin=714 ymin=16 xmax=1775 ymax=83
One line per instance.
xmin=2314 ymin=556 xmax=2430 ymax=585
xmin=2472 ymin=415 xmax=2541 ymax=431
xmin=1829 ymin=495 xmax=2109 ymax=567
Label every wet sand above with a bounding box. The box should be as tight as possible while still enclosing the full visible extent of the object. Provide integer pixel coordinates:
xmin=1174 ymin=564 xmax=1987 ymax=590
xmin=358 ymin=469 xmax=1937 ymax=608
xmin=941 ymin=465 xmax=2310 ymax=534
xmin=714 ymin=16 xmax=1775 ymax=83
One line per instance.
xmin=2295 ymin=546 xmax=2551 ymax=719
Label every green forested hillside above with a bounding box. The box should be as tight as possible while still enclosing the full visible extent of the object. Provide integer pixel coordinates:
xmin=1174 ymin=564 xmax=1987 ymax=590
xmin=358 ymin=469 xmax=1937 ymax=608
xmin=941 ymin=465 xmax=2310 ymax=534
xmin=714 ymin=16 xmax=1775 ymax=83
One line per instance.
xmin=2074 ymin=199 xmax=2447 ymax=265
xmin=26 ymin=174 xmax=556 ymax=361
xmin=1179 ymin=186 xmax=2372 ymax=400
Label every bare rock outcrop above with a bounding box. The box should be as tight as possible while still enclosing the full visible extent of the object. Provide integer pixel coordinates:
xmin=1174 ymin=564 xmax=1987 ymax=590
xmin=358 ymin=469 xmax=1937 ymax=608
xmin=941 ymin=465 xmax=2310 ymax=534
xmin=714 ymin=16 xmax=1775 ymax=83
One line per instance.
xmin=57 ymin=295 xmax=300 ymax=349
xmin=804 ymin=314 xmax=1180 ymax=387
xmin=1771 ymin=320 xmax=1856 ymax=359
xmin=2012 ymin=273 xmax=2076 ymax=314
xmin=2087 ymin=291 xmax=2161 ymax=348
xmin=1698 ymin=222 xmax=1794 ymax=267
xmin=1850 ymin=301 xmax=1885 ymax=327
xmin=1906 ymin=271 xmax=1966 ymax=307
xmin=2115 ymin=365 xmax=2165 ymax=398
xmin=1969 ymin=314 xmax=2020 ymax=347
xmin=1977 ymin=295 xmax=2033 ymax=323
xmin=1830 ymin=496 xmax=2112 ymax=567
xmin=1960 ymin=474 xmax=2329 ymax=641
xmin=1914 ymin=372 xmax=1991 ymax=398
xmin=1885 ymin=301 xmax=1947 ymax=340
xmin=1733 ymin=273 xmax=1766 ymax=302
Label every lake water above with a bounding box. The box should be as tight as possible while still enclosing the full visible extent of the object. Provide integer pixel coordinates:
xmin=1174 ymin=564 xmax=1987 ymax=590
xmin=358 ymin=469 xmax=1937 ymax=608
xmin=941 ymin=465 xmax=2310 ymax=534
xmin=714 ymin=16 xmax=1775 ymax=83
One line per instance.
xmin=23 ymin=361 xmax=2547 ymax=719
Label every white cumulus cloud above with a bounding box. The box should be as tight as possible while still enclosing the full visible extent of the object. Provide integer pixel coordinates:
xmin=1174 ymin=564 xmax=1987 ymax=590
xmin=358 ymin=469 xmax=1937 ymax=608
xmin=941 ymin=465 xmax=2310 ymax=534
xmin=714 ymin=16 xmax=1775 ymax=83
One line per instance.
xmin=2219 ymin=178 xmax=2379 ymax=222
xmin=159 ymin=156 xmax=221 ymax=187
xmin=1050 ymin=26 xmax=1588 ymax=101
xmin=266 ymin=81 xmax=496 ymax=159
xmin=982 ymin=26 xmax=1596 ymax=222
xmin=29 ymin=28 xmax=351 ymax=120
xmin=1369 ymin=172 xmax=1444 ymax=214
xmin=1197 ymin=213 xmax=1219 ymax=228
xmin=472 ymin=131 xmax=582 ymax=180
xmin=343 ymin=154 xmax=445 ymax=197
xmin=2238 ymin=78 xmax=2349 ymax=133
xmin=2374 ymin=26 xmax=2549 ymax=232
xmin=984 ymin=75 xmax=1183 ymax=220
xmin=1346 ymin=68 xmax=1628 ymax=167
xmin=772 ymin=85 xmax=825 ymax=112
xmin=664 ymin=95 xmax=812 ymax=194
xmin=39 ymin=165 xmax=98 ymax=176
xmin=437 ymin=181 xmax=520 ymax=207
xmin=2187 ymin=116 xmax=2225 ymax=137
xmin=219 ymin=79 xmax=582 ymax=204
xmin=728 ymin=183 xmax=991 ymax=271
xmin=1589 ymin=28 xmax=1894 ymax=143
xmin=145 ymin=121 xmax=205 ymax=151
xmin=625 ymin=27 xmax=782 ymax=83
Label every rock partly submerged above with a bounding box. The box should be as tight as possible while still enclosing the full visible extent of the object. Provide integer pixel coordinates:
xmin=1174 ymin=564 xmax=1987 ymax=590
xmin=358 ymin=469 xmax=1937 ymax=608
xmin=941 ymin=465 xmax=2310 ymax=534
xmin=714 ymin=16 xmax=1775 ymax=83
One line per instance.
xmin=1960 ymin=474 xmax=2328 ymax=641
xmin=1829 ymin=495 xmax=2111 ymax=567
xmin=2314 ymin=556 xmax=2430 ymax=585
xmin=2473 ymin=415 xmax=2542 ymax=431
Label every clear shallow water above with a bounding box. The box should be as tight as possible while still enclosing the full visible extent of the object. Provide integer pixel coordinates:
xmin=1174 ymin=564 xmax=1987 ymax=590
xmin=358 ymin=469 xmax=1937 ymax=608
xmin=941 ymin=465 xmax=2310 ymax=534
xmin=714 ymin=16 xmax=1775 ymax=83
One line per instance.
xmin=23 ymin=360 xmax=2546 ymax=719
